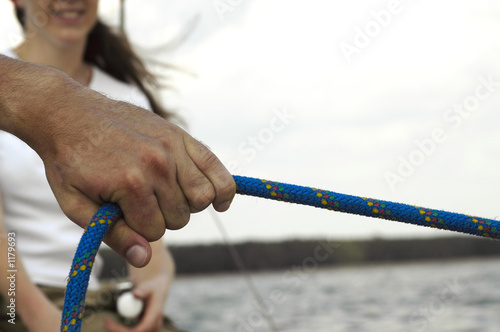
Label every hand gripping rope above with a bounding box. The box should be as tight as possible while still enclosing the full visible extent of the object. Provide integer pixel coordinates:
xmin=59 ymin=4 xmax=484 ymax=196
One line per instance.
xmin=61 ymin=175 xmax=500 ymax=331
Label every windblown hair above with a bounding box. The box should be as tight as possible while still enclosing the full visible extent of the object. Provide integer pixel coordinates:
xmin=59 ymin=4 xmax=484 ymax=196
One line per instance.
xmin=14 ymin=8 xmax=171 ymax=119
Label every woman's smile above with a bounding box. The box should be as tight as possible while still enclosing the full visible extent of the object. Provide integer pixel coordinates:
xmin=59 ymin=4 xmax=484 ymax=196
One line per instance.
xmin=50 ymin=2 xmax=87 ymax=25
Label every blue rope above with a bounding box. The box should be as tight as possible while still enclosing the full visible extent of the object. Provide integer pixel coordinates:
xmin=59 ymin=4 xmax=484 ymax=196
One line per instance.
xmin=61 ymin=204 xmax=122 ymax=332
xmin=233 ymin=176 xmax=500 ymax=238
xmin=61 ymin=175 xmax=500 ymax=331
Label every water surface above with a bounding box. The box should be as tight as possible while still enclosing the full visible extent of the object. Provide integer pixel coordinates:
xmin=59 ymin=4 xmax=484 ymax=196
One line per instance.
xmin=165 ymin=258 xmax=500 ymax=331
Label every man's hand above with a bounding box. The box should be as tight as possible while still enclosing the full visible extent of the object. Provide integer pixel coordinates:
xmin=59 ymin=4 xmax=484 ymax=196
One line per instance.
xmin=0 ymin=55 xmax=236 ymax=267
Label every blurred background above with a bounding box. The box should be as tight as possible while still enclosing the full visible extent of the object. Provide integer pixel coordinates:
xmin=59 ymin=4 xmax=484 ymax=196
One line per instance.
xmin=2 ymin=0 xmax=500 ymax=331
xmin=1 ymin=0 xmax=499 ymax=244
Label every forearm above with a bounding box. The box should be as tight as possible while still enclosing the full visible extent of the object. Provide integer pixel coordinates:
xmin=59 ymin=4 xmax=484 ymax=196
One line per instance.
xmin=0 ymin=55 xmax=23 ymax=132
xmin=0 ymin=77 xmax=46 ymax=310
xmin=0 ymin=55 xmax=83 ymax=155
xmin=0 ymin=55 xmax=60 ymax=137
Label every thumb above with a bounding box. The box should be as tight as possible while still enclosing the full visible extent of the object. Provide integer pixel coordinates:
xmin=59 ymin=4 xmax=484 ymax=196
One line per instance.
xmin=103 ymin=218 xmax=152 ymax=268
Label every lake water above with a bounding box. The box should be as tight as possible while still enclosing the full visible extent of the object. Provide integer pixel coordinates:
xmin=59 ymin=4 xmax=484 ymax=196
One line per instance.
xmin=165 ymin=257 xmax=500 ymax=332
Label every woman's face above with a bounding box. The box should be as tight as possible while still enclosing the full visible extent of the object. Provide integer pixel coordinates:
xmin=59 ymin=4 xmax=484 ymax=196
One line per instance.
xmin=17 ymin=0 xmax=99 ymax=47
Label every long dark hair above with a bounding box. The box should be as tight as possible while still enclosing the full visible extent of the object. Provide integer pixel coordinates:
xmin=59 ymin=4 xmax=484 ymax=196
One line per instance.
xmin=14 ymin=7 xmax=171 ymax=119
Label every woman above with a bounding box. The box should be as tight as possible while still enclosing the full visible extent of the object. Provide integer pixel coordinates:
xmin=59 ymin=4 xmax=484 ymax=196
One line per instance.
xmin=0 ymin=1 xmax=183 ymax=331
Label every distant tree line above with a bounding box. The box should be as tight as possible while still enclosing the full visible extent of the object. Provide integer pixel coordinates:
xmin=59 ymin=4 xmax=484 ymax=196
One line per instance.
xmin=99 ymin=235 xmax=500 ymax=279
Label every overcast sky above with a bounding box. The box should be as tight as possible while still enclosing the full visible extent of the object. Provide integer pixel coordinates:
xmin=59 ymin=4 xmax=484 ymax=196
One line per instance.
xmin=1 ymin=0 xmax=500 ymax=245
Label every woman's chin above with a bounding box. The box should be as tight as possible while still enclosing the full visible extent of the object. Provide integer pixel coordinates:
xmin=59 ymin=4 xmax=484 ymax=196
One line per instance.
xmin=50 ymin=31 xmax=88 ymax=49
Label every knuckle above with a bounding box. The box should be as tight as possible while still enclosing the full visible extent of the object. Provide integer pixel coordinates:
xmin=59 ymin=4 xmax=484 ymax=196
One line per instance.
xmin=141 ymin=145 xmax=171 ymax=175
xmin=216 ymin=175 xmax=237 ymax=198
xmin=119 ymin=169 xmax=148 ymax=195
xmin=166 ymin=205 xmax=190 ymax=230
xmin=191 ymin=184 xmax=215 ymax=211
xmin=198 ymin=148 xmax=220 ymax=169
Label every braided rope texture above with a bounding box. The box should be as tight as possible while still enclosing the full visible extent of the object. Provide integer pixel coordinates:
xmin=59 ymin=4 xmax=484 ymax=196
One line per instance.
xmin=61 ymin=175 xmax=499 ymax=331
xmin=234 ymin=175 xmax=500 ymax=239
xmin=61 ymin=204 xmax=122 ymax=332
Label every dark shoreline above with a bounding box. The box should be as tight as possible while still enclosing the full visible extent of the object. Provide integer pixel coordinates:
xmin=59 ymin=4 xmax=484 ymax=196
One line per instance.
xmin=99 ymin=235 xmax=500 ymax=279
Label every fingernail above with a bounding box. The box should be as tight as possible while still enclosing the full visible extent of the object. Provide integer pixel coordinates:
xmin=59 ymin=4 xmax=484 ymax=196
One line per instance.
xmin=126 ymin=245 xmax=147 ymax=267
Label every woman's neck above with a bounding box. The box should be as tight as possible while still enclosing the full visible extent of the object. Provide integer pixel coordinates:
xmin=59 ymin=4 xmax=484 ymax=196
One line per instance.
xmin=15 ymin=38 xmax=91 ymax=86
